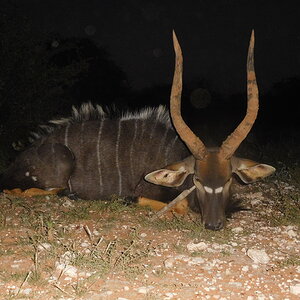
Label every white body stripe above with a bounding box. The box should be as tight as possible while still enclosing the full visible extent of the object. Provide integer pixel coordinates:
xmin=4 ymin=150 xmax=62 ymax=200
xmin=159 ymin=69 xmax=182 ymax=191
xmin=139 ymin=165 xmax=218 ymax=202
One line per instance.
xmin=158 ymin=126 xmax=169 ymax=162
xmin=97 ymin=119 xmax=104 ymax=194
xmin=149 ymin=118 xmax=158 ymax=140
xmin=116 ymin=120 xmax=122 ymax=195
xmin=130 ymin=119 xmax=138 ymax=182
xmin=64 ymin=123 xmax=70 ymax=146
xmin=165 ymin=135 xmax=178 ymax=165
xmin=68 ymin=179 xmax=72 ymax=192
xmin=80 ymin=122 xmax=85 ymax=192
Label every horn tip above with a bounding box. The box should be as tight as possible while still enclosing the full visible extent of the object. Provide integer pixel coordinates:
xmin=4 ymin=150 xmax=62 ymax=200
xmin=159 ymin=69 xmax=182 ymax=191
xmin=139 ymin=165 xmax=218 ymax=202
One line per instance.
xmin=250 ymin=29 xmax=255 ymax=44
xmin=172 ymin=30 xmax=178 ymax=43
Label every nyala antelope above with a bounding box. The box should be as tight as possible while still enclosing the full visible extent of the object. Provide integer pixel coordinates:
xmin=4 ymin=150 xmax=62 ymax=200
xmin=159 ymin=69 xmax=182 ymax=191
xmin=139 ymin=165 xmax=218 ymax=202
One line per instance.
xmin=0 ymin=30 xmax=275 ymax=230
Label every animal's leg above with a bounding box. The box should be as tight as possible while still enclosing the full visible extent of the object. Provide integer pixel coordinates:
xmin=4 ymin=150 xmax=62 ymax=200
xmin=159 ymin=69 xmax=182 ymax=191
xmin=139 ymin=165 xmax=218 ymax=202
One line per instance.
xmin=137 ymin=197 xmax=188 ymax=215
xmin=4 ymin=187 xmax=64 ymax=197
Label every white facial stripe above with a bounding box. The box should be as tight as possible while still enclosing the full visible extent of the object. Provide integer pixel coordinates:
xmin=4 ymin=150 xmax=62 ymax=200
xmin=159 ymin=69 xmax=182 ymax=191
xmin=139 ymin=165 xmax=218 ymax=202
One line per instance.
xmin=203 ymin=186 xmax=224 ymax=194
xmin=204 ymin=186 xmax=213 ymax=194
xmin=215 ymin=186 xmax=223 ymax=194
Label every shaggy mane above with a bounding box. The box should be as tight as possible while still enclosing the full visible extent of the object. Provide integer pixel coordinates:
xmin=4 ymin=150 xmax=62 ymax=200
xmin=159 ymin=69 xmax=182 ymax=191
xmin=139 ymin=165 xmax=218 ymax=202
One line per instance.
xmin=30 ymin=102 xmax=172 ymax=141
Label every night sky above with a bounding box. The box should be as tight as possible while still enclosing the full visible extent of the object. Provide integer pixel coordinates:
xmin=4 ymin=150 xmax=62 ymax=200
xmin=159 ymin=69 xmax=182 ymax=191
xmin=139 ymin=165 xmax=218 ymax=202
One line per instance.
xmin=17 ymin=0 xmax=300 ymax=95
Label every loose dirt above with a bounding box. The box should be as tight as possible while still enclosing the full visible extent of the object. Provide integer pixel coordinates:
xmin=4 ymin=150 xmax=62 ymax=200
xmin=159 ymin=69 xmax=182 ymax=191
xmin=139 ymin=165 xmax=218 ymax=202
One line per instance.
xmin=0 ymin=179 xmax=299 ymax=300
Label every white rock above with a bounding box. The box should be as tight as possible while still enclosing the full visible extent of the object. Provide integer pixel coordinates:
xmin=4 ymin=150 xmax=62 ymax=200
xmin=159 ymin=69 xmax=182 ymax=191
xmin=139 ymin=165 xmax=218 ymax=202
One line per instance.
xmin=247 ymin=249 xmax=270 ymax=264
xmin=164 ymin=258 xmax=175 ymax=269
xmin=188 ymin=257 xmax=205 ymax=266
xmin=165 ymin=292 xmax=177 ymax=298
xmin=287 ymin=229 xmax=297 ymax=238
xmin=137 ymin=286 xmax=154 ymax=294
xmin=62 ymin=199 xmax=74 ymax=207
xmin=187 ymin=241 xmax=208 ymax=252
xmin=37 ymin=243 xmax=52 ymax=251
xmin=101 ymin=291 xmax=113 ymax=296
xmin=22 ymin=288 xmax=32 ymax=295
xmin=290 ymin=283 xmax=300 ymax=295
xmin=140 ymin=233 xmax=147 ymax=238
xmin=232 ymin=227 xmax=243 ymax=233
xmin=60 ymin=251 xmax=76 ymax=265
xmin=174 ymin=255 xmax=190 ymax=262
xmin=242 ymin=265 xmax=249 ymax=272
xmin=80 ymin=241 xmax=89 ymax=247
xmin=64 ymin=265 xmax=78 ymax=277
xmin=250 ymin=199 xmax=261 ymax=205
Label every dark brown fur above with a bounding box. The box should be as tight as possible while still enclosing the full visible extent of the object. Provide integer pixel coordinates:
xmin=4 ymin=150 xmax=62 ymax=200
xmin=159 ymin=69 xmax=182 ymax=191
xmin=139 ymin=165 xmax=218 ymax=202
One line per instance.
xmin=0 ymin=104 xmax=190 ymax=202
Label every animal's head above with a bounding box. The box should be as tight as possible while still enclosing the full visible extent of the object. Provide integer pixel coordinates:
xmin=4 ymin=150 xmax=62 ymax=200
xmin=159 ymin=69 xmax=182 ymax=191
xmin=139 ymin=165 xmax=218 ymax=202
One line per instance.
xmin=145 ymin=30 xmax=275 ymax=230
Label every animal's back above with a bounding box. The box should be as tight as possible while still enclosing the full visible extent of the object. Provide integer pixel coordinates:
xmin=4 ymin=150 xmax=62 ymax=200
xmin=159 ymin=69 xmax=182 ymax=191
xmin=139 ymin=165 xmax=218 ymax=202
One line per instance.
xmin=1 ymin=104 xmax=189 ymax=201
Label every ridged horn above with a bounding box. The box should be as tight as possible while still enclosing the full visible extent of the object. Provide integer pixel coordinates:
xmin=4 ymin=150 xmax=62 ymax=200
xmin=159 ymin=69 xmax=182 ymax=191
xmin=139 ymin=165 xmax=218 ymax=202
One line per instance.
xmin=170 ymin=30 xmax=207 ymax=160
xmin=219 ymin=30 xmax=259 ymax=160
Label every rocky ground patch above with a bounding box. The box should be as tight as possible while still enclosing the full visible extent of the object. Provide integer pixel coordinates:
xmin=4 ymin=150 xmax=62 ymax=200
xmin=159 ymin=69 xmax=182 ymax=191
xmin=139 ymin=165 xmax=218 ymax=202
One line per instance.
xmin=0 ymin=179 xmax=299 ymax=300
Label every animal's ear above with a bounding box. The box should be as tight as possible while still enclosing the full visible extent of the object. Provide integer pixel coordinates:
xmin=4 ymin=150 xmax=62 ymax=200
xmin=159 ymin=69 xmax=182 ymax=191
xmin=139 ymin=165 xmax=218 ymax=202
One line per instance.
xmin=145 ymin=156 xmax=195 ymax=187
xmin=231 ymin=156 xmax=275 ymax=184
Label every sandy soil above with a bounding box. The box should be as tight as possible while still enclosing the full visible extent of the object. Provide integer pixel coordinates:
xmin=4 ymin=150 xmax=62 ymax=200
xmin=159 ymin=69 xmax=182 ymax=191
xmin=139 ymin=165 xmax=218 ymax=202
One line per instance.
xmin=0 ymin=179 xmax=299 ymax=300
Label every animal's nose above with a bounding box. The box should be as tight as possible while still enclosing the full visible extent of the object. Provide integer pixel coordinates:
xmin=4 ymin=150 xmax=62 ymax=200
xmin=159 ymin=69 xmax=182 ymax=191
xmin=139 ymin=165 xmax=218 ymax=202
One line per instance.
xmin=205 ymin=221 xmax=223 ymax=231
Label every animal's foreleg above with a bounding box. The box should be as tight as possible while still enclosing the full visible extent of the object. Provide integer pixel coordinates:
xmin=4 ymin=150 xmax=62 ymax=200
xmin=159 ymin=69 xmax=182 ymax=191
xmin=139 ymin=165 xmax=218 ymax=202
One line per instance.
xmin=137 ymin=197 xmax=189 ymax=215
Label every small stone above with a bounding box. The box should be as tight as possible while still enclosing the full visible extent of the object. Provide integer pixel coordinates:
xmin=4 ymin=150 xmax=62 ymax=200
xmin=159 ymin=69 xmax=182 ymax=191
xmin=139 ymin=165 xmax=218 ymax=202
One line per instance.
xmin=62 ymin=199 xmax=74 ymax=207
xmin=137 ymin=286 xmax=154 ymax=294
xmin=64 ymin=265 xmax=78 ymax=277
xmin=80 ymin=241 xmax=89 ymax=247
xmin=140 ymin=233 xmax=147 ymax=238
xmin=37 ymin=243 xmax=52 ymax=251
xmin=101 ymin=291 xmax=113 ymax=296
xmin=290 ymin=283 xmax=300 ymax=295
xmin=22 ymin=288 xmax=32 ymax=295
xmin=164 ymin=258 xmax=175 ymax=269
xmin=188 ymin=257 xmax=205 ymax=265
xmin=187 ymin=241 xmax=208 ymax=252
xmin=232 ymin=227 xmax=243 ymax=233
xmin=242 ymin=265 xmax=249 ymax=272
xmin=247 ymin=249 xmax=270 ymax=264
xmin=287 ymin=229 xmax=297 ymax=238
xmin=250 ymin=199 xmax=261 ymax=205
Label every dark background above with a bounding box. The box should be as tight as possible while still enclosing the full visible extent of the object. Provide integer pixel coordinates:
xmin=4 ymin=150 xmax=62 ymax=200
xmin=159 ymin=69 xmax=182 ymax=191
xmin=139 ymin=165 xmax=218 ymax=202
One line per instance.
xmin=0 ymin=0 xmax=299 ymax=169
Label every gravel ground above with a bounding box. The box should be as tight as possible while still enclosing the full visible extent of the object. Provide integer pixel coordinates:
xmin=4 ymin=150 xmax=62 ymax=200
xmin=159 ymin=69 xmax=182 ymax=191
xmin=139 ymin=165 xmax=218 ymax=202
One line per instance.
xmin=0 ymin=179 xmax=299 ymax=300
